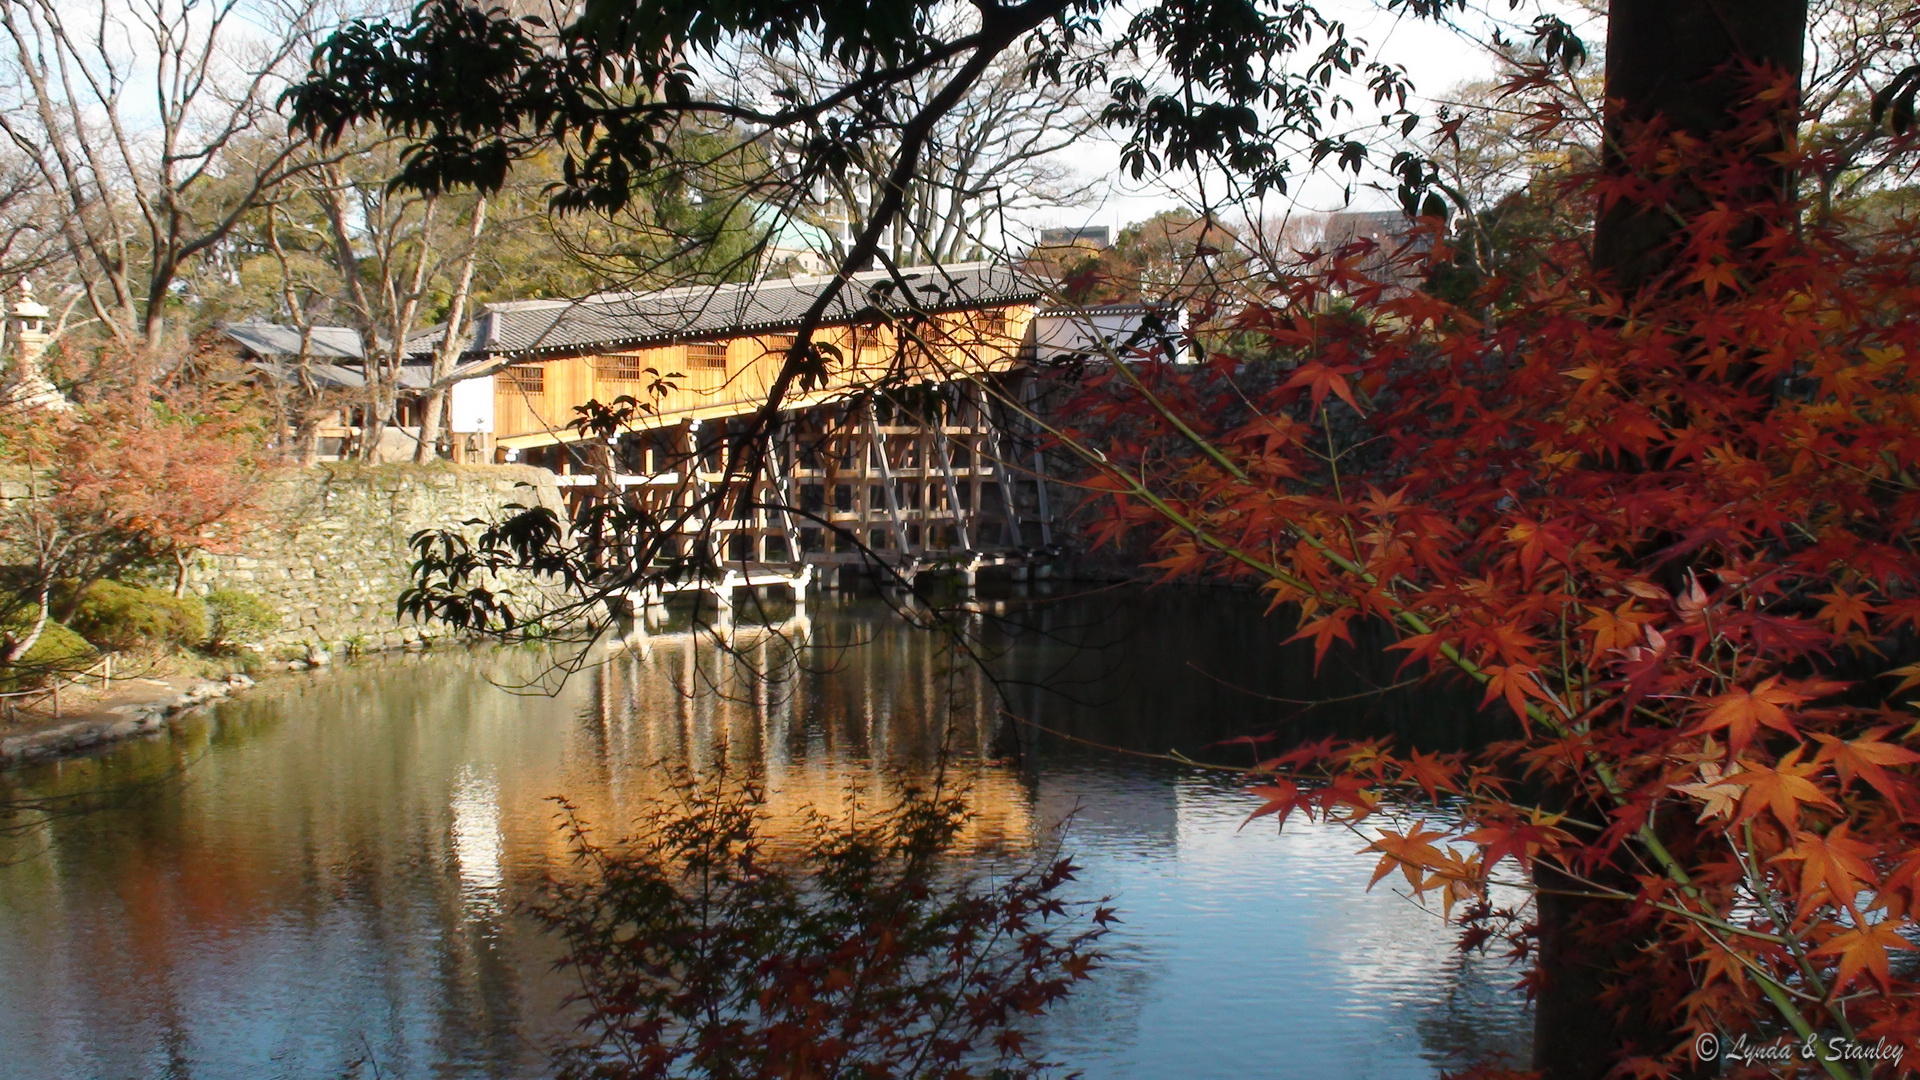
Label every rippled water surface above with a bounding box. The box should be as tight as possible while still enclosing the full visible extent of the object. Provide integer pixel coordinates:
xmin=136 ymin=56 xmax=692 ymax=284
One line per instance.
xmin=0 ymin=590 xmax=1531 ymax=1078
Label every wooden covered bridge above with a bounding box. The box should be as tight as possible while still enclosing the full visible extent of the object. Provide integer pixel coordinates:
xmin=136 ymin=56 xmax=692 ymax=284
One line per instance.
xmin=426 ymin=263 xmax=1079 ymax=609
xmin=224 ymin=263 xmax=1190 ymax=611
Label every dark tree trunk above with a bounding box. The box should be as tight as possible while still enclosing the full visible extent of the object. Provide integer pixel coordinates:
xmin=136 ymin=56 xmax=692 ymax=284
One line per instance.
xmin=1591 ymin=0 xmax=1810 ymax=294
xmin=1533 ymin=858 xmax=1705 ymax=1079
xmin=1533 ymin=4 xmax=1812 ymax=1078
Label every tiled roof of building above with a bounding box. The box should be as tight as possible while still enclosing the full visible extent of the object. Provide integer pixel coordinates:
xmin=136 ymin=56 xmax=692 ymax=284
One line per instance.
xmin=243 ymin=360 xmax=452 ymax=391
xmin=221 ymin=322 xmax=369 ymax=361
xmin=409 ymin=261 xmax=1044 ymax=360
xmin=1039 ymin=301 xmax=1181 ymax=317
xmin=220 ymin=324 xmax=502 ymax=391
xmin=1316 ymin=210 xmax=1435 ymax=296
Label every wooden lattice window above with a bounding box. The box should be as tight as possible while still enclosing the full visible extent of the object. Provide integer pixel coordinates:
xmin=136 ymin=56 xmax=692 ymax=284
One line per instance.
xmin=760 ymin=335 xmax=797 ymax=358
xmin=687 ymin=341 xmax=730 ymax=369
xmin=595 ymin=353 xmax=647 ymax=381
xmin=979 ymin=309 xmax=1009 ymax=340
xmin=503 ymin=364 xmax=545 ymax=395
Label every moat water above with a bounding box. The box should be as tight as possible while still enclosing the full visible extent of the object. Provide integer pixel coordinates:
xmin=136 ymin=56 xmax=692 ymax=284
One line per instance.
xmin=0 ymin=588 xmax=1531 ymax=1078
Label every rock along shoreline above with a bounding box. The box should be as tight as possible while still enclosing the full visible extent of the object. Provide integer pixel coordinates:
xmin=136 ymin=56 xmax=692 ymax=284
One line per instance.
xmin=0 ymin=672 xmax=260 ymax=768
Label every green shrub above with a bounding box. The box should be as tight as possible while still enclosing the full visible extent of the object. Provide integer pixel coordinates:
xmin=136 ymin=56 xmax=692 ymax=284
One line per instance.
xmin=204 ymin=589 xmax=279 ymax=649
xmin=68 ymin=581 xmax=208 ymax=652
xmin=0 ymin=616 xmax=95 ymax=691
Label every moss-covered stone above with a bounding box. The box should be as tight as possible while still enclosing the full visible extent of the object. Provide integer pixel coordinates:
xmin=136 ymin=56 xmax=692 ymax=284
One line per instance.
xmin=187 ymin=464 xmax=565 ymax=651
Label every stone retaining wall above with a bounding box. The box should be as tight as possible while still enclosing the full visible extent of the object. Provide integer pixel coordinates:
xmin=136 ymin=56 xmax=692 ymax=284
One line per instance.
xmin=188 ymin=463 xmax=565 ymax=653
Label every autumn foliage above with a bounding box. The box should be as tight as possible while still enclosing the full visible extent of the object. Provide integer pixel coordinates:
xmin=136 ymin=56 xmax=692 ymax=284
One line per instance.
xmin=36 ymin=391 xmax=268 ymax=580
xmin=532 ymin=772 xmax=1111 ymax=1080
xmin=1066 ymin=75 xmax=1920 ymax=1077
xmin=0 ymin=365 xmax=271 ymax=671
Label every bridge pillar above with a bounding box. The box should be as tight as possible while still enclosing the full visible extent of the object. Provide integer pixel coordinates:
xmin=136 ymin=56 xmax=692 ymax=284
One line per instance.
xmin=699 ymin=589 xmax=733 ymax=627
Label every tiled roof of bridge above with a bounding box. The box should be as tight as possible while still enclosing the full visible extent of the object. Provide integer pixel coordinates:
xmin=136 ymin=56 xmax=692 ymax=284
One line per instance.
xmin=410 ymin=262 xmax=1045 ymax=360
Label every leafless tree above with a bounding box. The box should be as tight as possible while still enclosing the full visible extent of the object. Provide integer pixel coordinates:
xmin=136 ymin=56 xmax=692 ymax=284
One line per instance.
xmin=413 ymin=193 xmax=487 ymax=463
xmin=210 ymin=122 xmax=502 ymax=463
xmin=314 ymin=154 xmax=434 ymax=459
xmin=0 ymin=151 xmax=58 ymax=292
xmin=255 ymin=199 xmax=347 ymax=465
xmin=1801 ymin=0 xmax=1920 ymax=215
xmin=0 ymin=0 xmax=326 ymax=368
xmin=307 ymin=139 xmax=495 ymax=461
xmin=1244 ymin=210 xmax=1327 ymax=278
xmin=744 ymin=37 xmax=1101 ymax=268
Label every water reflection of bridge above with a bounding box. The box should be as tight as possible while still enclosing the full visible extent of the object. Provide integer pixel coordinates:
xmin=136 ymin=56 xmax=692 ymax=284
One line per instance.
xmin=0 ymin=593 xmax=1535 ymax=1080
xmin=572 ymin=607 xmax=1034 ymax=856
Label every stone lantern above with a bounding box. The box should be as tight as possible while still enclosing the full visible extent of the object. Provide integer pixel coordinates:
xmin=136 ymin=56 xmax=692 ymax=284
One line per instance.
xmin=4 ymin=280 xmax=66 ymax=410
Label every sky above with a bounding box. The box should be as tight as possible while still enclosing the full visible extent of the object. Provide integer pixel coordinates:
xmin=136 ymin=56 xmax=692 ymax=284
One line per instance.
xmin=1025 ymin=0 xmax=1604 ymax=240
xmin=58 ymin=0 xmax=1603 ymax=272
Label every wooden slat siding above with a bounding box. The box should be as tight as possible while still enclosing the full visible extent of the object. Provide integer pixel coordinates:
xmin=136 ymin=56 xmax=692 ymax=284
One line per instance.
xmin=491 ymin=303 xmax=1035 ymax=447
xmin=494 ymin=362 xmax=550 ymax=436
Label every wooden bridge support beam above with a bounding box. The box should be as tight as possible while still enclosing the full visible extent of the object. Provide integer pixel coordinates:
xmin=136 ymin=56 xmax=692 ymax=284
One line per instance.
xmin=585 ymin=368 xmax=1064 ymax=608
xmin=864 ymin=400 xmax=914 ymax=556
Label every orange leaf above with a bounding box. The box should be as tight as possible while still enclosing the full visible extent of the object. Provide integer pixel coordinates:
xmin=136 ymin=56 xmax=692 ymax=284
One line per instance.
xmin=1480 ymin=664 xmax=1549 ymax=726
xmin=1363 ymin=821 xmax=1453 ymax=892
xmin=1773 ymin=826 xmax=1878 ymax=920
xmin=1281 ymin=362 xmax=1363 ymax=412
xmin=1242 ymin=780 xmax=1306 ymax=830
xmin=1811 ymin=921 xmax=1913 ymax=994
xmin=1883 ymin=661 xmax=1920 ymax=696
xmin=1810 ymin=727 xmax=1920 ymax=807
xmin=1726 ymin=748 xmax=1838 ymax=829
xmin=1461 ymin=814 xmax=1570 ymax=873
xmin=1670 ymin=761 xmax=1742 ymax=823
xmin=1287 ymin=610 xmax=1355 ymax=670
xmin=1813 ymin=588 xmax=1875 ymax=636
xmin=1693 ymin=677 xmax=1809 ymax=756
xmin=1579 ymin=601 xmax=1661 ymax=658
xmin=1684 ymin=258 xmax=1740 ymax=298
xmin=1399 ymin=750 xmax=1456 ymax=803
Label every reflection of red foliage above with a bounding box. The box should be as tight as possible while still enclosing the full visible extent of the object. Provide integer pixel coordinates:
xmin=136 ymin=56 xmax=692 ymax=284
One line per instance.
xmin=1075 ymin=75 xmax=1920 ymax=1074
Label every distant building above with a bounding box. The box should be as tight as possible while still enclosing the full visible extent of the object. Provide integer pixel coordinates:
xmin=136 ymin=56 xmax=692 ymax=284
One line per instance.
xmin=415 ymin=262 xmax=1041 ymax=464
xmin=1029 ymin=302 xmax=1194 ymax=366
xmin=1036 ymin=225 xmax=1111 ymax=249
xmin=220 ymin=322 xmax=490 ymax=460
xmin=1319 ymin=210 xmax=1411 ymax=249
xmin=224 ymin=263 xmax=1047 ymax=467
xmin=1317 ymin=209 xmax=1434 ymax=296
xmin=751 ymin=203 xmax=837 ymax=277
xmin=223 ymin=322 xmax=370 ymax=366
